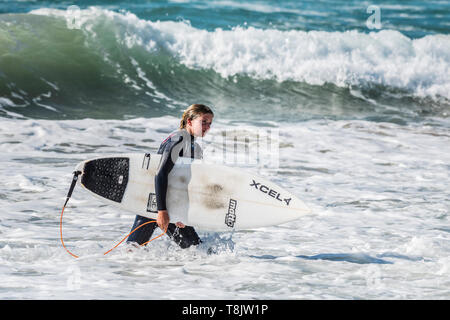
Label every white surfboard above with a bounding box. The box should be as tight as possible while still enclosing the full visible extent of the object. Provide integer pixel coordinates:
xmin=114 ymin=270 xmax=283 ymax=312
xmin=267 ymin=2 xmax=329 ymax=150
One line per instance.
xmin=74 ymin=153 xmax=311 ymax=231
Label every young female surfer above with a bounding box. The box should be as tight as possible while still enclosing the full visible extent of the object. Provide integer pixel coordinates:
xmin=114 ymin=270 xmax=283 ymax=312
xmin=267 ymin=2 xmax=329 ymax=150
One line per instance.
xmin=127 ymin=104 xmax=214 ymax=249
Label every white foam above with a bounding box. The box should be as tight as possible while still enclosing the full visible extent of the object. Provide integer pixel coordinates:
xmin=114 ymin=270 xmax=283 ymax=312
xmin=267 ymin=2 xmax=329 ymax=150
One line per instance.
xmin=1 ymin=115 xmax=449 ymax=299
xmin=29 ymin=8 xmax=450 ymax=100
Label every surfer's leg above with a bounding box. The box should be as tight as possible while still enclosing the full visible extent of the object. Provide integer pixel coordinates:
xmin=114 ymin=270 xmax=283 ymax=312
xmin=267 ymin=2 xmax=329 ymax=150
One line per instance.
xmin=166 ymin=224 xmax=202 ymax=249
xmin=126 ymin=215 xmax=157 ymax=245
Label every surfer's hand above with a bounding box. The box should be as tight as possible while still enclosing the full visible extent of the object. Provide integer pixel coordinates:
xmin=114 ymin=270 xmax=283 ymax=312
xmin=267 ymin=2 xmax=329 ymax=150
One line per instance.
xmin=175 ymin=221 xmax=186 ymax=228
xmin=157 ymin=210 xmax=169 ymax=231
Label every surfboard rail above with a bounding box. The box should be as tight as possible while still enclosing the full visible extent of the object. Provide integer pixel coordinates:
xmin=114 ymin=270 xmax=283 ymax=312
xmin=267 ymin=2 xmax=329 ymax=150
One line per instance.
xmin=75 ymin=153 xmax=311 ymax=231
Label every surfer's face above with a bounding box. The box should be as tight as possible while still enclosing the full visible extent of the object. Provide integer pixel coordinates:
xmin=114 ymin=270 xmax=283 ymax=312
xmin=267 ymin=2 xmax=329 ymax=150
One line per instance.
xmin=188 ymin=113 xmax=213 ymax=137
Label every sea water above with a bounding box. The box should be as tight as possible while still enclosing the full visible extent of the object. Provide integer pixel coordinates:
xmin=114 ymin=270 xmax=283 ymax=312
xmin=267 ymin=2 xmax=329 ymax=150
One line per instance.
xmin=0 ymin=0 xmax=449 ymax=299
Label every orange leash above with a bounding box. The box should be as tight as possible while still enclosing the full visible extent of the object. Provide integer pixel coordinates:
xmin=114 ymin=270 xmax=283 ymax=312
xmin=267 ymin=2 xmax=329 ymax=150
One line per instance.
xmin=60 ymin=204 xmax=79 ymax=258
xmin=60 ymin=171 xmax=167 ymax=258
xmin=60 ymin=204 xmax=167 ymax=258
xmin=102 ymin=219 xmax=167 ymax=255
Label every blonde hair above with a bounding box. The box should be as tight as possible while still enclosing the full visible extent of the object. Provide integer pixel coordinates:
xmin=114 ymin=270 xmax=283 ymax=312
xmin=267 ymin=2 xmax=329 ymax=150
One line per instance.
xmin=179 ymin=104 xmax=214 ymax=129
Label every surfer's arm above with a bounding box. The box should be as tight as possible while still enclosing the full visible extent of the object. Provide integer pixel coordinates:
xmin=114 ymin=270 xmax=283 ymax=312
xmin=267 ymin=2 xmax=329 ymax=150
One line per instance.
xmin=155 ymin=136 xmax=186 ymax=230
xmin=155 ymin=136 xmax=183 ymax=211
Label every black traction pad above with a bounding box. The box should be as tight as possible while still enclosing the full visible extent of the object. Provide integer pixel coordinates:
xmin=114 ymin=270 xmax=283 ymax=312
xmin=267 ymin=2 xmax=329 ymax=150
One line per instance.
xmin=81 ymin=157 xmax=129 ymax=203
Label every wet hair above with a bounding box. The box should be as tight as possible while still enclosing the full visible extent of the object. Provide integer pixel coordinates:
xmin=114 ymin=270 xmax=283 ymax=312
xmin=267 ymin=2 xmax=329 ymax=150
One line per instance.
xmin=179 ymin=104 xmax=214 ymax=129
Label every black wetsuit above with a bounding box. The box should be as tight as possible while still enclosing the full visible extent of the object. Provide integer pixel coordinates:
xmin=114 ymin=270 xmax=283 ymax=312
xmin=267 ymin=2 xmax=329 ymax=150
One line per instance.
xmin=127 ymin=129 xmax=202 ymax=249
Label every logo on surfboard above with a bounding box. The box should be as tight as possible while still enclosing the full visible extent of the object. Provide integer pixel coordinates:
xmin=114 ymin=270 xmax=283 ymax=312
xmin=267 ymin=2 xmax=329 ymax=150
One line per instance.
xmin=225 ymin=199 xmax=237 ymax=228
xmin=250 ymin=179 xmax=291 ymax=206
xmin=147 ymin=193 xmax=158 ymax=213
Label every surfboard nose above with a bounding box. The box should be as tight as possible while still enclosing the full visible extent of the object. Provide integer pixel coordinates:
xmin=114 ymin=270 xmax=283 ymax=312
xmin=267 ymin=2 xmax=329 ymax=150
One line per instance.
xmin=293 ymin=197 xmax=312 ymax=217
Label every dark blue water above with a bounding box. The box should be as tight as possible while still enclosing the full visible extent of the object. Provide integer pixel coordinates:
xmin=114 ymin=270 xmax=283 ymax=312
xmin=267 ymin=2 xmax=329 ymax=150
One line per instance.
xmin=0 ymin=0 xmax=449 ymax=121
xmin=2 ymin=0 xmax=449 ymax=37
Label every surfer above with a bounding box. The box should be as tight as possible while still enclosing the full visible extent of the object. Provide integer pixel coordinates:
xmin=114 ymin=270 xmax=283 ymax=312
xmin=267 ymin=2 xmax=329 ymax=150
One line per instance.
xmin=127 ymin=104 xmax=214 ymax=249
